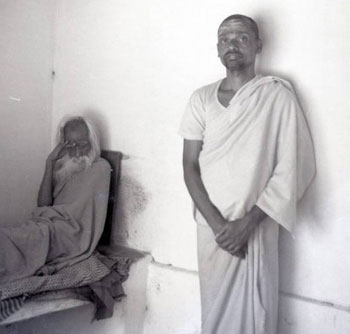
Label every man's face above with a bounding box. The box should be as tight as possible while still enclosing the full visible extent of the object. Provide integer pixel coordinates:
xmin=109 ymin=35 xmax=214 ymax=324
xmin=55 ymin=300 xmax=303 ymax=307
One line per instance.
xmin=63 ymin=123 xmax=91 ymax=158
xmin=217 ymin=19 xmax=262 ymax=72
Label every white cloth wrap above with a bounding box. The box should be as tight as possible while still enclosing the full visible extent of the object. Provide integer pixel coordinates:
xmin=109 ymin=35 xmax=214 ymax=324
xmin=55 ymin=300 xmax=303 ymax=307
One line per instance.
xmin=179 ymin=75 xmax=316 ymax=333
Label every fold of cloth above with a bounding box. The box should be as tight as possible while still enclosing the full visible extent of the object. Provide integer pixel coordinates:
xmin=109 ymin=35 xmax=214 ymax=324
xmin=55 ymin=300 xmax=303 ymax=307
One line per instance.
xmin=0 ymin=252 xmax=110 ymax=301
xmin=80 ymin=255 xmax=131 ymax=320
xmin=0 ymin=253 xmax=130 ymax=323
xmin=198 ymin=221 xmax=279 ymax=334
xmin=0 ymin=295 xmax=27 ymax=322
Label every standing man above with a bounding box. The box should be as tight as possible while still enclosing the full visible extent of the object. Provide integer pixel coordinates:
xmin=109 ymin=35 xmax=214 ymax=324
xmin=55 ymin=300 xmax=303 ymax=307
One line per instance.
xmin=179 ymin=14 xmax=316 ymax=334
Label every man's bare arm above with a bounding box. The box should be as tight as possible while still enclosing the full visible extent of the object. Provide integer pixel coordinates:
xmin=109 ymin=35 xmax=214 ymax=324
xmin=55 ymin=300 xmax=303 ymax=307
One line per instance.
xmin=37 ymin=142 xmax=67 ymax=207
xmin=182 ymin=139 xmax=226 ymax=236
xmin=183 ymin=139 xmax=268 ymax=257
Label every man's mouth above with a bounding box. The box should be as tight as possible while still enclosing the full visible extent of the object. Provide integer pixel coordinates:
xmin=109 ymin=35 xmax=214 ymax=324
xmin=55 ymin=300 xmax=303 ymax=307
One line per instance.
xmin=225 ymin=52 xmax=242 ymax=59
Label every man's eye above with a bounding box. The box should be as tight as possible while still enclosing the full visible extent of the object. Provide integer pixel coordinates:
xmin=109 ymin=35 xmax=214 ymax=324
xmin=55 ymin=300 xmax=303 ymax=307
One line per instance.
xmin=219 ymin=38 xmax=228 ymax=44
xmin=239 ymin=36 xmax=248 ymax=43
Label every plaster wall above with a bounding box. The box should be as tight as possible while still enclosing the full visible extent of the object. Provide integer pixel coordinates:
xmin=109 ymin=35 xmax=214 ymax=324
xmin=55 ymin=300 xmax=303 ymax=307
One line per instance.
xmin=0 ymin=0 xmax=54 ymax=225
xmin=51 ymin=0 xmax=350 ymax=331
xmin=279 ymin=294 xmax=350 ymax=334
xmin=143 ymin=263 xmax=201 ymax=334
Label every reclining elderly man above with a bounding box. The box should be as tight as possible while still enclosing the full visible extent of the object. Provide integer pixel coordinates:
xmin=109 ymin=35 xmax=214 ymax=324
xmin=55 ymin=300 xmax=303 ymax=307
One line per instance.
xmin=0 ymin=116 xmax=111 ymax=283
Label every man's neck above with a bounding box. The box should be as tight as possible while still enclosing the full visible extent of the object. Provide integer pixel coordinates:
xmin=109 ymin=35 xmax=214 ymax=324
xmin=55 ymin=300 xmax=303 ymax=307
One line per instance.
xmin=222 ymin=68 xmax=256 ymax=93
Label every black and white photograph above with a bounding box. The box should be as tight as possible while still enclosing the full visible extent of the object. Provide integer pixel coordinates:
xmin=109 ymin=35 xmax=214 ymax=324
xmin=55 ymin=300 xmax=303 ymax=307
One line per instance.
xmin=0 ymin=1 xmax=349 ymax=333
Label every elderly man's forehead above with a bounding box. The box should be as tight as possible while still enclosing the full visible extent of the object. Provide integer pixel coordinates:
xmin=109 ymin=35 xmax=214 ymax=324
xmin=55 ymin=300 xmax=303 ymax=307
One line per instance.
xmin=218 ymin=19 xmax=256 ymax=37
xmin=64 ymin=120 xmax=89 ymax=135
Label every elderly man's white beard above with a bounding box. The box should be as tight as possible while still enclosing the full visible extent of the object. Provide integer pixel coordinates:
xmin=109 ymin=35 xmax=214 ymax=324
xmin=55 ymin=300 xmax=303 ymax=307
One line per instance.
xmin=54 ymin=154 xmax=92 ymax=184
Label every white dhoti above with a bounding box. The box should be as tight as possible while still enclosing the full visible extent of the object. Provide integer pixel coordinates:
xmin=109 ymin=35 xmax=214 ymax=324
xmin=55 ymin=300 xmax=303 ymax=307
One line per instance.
xmin=179 ymin=75 xmax=316 ymax=334
xmin=198 ymin=220 xmax=278 ymax=334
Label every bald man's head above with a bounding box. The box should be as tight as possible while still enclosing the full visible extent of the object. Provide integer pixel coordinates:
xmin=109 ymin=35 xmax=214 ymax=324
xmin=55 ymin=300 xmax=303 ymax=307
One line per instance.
xmin=218 ymin=14 xmax=260 ymax=40
xmin=216 ymin=14 xmax=262 ymax=72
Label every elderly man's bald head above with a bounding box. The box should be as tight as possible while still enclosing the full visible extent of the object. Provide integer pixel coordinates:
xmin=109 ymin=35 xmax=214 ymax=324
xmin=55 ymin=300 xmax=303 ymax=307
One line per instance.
xmin=218 ymin=14 xmax=260 ymax=40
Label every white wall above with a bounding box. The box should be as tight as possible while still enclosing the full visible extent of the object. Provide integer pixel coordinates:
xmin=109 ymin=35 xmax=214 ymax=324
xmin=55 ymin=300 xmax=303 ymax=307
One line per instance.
xmin=51 ymin=0 xmax=350 ymax=332
xmin=0 ymin=0 xmax=54 ymax=225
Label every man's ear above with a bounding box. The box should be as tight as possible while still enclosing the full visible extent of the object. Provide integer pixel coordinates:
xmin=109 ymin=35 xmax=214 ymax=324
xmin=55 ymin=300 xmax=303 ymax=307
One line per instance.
xmin=257 ymin=39 xmax=263 ymax=53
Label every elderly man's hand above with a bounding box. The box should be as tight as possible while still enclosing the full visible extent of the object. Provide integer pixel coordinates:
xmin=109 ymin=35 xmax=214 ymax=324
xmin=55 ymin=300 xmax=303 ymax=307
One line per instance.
xmin=47 ymin=141 xmax=68 ymax=163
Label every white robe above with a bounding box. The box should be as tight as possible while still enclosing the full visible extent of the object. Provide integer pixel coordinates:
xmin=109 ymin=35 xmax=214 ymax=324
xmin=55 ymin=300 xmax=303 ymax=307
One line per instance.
xmin=0 ymin=158 xmax=111 ymax=283
xmin=179 ymin=75 xmax=316 ymax=334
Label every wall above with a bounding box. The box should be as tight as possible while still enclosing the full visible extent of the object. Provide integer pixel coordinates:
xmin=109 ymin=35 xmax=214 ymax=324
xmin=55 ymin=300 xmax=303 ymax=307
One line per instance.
xmin=51 ymin=0 xmax=350 ymax=333
xmin=0 ymin=0 xmax=54 ymax=225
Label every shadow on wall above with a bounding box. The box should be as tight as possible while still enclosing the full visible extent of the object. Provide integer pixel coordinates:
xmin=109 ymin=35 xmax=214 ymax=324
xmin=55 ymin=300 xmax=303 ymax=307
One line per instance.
xmin=112 ymin=160 xmax=149 ymax=245
xmin=254 ymin=13 xmax=279 ymax=72
xmin=256 ymin=13 xmax=321 ymax=231
xmin=81 ymin=109 xmax=150 ymax=246
xmin=82 ymin=109 xmax=111 ymax=149
xmin=255 ymin=10 xmax=323 ymax=305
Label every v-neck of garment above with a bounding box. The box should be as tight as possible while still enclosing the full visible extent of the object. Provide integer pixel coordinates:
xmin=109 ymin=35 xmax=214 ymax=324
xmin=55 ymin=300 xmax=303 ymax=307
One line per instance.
xmin=215 ymin=75 xmax=262 ymax=110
